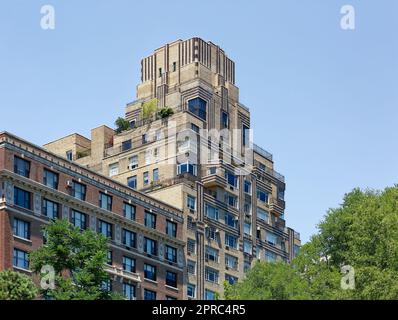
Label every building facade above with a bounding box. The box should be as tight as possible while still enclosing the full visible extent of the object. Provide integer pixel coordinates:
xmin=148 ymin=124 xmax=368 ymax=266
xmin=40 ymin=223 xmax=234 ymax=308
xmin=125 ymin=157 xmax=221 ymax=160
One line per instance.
xmin=43 ymin=38 xmax=301 ymax=300
xmin=0 ymin=132 xmax=185 ymax=300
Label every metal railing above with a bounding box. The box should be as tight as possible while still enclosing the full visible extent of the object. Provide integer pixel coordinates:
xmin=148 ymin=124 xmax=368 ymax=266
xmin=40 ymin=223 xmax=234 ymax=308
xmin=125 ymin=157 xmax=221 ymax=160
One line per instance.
xmin=253 ymin=144 xmax=273 ymax=161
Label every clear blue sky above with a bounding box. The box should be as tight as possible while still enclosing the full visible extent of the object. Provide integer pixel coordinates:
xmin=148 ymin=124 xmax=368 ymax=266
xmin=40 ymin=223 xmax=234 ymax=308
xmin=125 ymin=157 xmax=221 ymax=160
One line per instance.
xmin=1 ymin=1 xmax=397 ymax=243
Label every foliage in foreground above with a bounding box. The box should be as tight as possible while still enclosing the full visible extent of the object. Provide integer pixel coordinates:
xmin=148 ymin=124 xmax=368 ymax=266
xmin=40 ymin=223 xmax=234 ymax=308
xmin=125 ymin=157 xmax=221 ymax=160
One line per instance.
xmin=30 ymin=219 xmax=119 ymax=300
xmin=0 ymin=270 xmax=38 ymax=300
xmin=225 ymin=186 xmax=398 ymax=300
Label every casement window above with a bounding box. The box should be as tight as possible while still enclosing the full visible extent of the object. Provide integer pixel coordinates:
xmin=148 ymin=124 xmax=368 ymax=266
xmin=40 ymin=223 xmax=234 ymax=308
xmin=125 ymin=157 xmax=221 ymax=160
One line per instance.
xmin=225 ymin=254 xmax=238 ymax=270
xmin=166 ymin=220 xmax=177 ymax=237
xmin=225 ymin=233 xmax=238 ymax=249
xmin=205 ymin=267 xmax=219 ymax=284
xmin=99 ymin=192 xmax=112 ymax=211
xmin=72 ymin=181 xmax=86 ymax=201
xmin=123 ymin=203 xmax=136 ymax=220
xmin=257 ymin=207 xmax=269 ymax=222
xmin=43 ymin=169 xmax=58 ymax=189
xmin=14 ymin=156 xmax=30 ymax=178
xmin=14 ymin=187 xmax=31 ymax=209
xmin=187 ymin=195 xmax=196 ymax=211
xmin=257 ymin=189 xmax=269 ymax=203
xmin=71 ymin=210 xmax=87 ymax=230
xmin=108 ymin=163 xmax=119 ymax=177
xmin=122 ymin=256 xmax=136 ymax=273
xmin=13 ymin=218 xmax=30 ymax=240
xmin=122 ymin=229 xmax=136 ymax=248
xmin=144 ymin=211 xmax=156 ymax=229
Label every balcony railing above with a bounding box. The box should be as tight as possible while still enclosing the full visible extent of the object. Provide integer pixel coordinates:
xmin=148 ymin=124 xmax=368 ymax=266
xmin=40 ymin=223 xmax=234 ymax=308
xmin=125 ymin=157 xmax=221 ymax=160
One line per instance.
xmin=253 ymin=144 xmax=273 ymax=161
xmin=255 ymin=165 xmax=285 ymax=183
xmin=105 ymin=265 xmax=141 ymax=282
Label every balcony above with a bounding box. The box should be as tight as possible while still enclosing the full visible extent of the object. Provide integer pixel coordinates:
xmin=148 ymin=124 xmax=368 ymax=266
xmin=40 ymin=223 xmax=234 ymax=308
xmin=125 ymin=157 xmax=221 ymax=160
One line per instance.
xmin=254 ymin=165 xmax=285 ymax=183
xmin=269 ymin=197 xmax=285 ymax=215
xmin=105 ymin=265 xmax=141 ymax=282
xmin=202 ymin=167 xmax=227 ymax=189
xmin=253 ymin=144 xmax=273 ymax=161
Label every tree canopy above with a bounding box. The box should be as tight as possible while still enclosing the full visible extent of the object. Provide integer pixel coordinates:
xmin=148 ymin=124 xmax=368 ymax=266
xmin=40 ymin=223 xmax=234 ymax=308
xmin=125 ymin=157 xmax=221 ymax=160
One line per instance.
xmin=225 ymin=186 xmax=398 ymax=300
xmin=0 ymin=270 xmax=38 ymax=300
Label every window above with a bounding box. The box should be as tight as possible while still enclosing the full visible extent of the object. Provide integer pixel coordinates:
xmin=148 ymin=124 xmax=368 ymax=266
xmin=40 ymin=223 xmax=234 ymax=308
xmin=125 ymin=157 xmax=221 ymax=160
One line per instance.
xmin=243 ymin=240 xmax=252 ymax=254
xmin=43 ymin=199 xmax=59 ymax=219
xmin=43 ymin=169 xmax=58 ymax=189
xmin=101 ymin=279 xmax=112 ymax=292
xmin=187 ymin=260 xmax=196 ymax=274
xmin=278 ymin=187 xmax=285 ymax=200
xmin=71 ymin=210 xmax=87 ymax=230
xmin=129 ymin=119 xmax=136 ymax=129
xmin=257 ymin=208 xmax=269 ymax=223
xmin=107 ymin=251 xmax=113 ymax=265
xmin=166 ymin=220 xmax=177 ymax=237
xmin=205 ymin=204 xmax=218 ymax=220
xmin=172 ymin=62 xmax=177 ymax=72
xmin=225 ymin=274 xmax=238 ymax=285
xmin=225 ymin=233 xmax=237 ymax=249
xmin=265 ymin=250 xmax=277 ymax=262
xmin=14 ymin=156 xmax=30 ymax=178
xmin=109 ymin=163 xmax=119 ymax=177
xmin=244 ymin=202 xmax=252 ymax=215
xmin=142 ymin=134 xmax=148 ymax=144
xmin=224 ymin=212 xmax=238 ymax=228
xmin=143 ymin=171 xmax=149 ymax=185
xmin=187 ymin=239 xmax=196 ymax=254
xmin=127 ymin=176 xmax=137 ymax=189
xmin=166 ymin=271 xmax=177 ymax=288
xmin=123 ymin=283 xmax=136 ymax=300
xmin=242 ymin=125 xmax=249 ymax=146
xmin=165 ymin=245 xmax=177 ymax=263
xmin=122 ymin=256 xmax=136 ymax=273
xmin=187 ymin=284 xmax=196 ymax=298
xmin=191 ymin=123 xmax=200 ymax=133
xmin=144 ymin=263 xmax=156 ymax=281
xmin=155 ymin=129 xmax=162 ymax=141
xmin=122 ymin=229 xmax=136 ymax=248
xmin=244 ymin=222 xmax=252 ymax=236
xmin=205 ymin=289 xmax=216 ymax=300
xmin=14 ymin=187 xmax=31 ymax=209
xmin=244 ymin=181 xmax=252 ymax=194
xmin=225 ymin=171 xmax=238 ymax=188
xmin=123 ymin=203 xmax=136 ymax=220
xmin=187 ymin=195 xmax=196 ymax=211
xmin=122 ymin=139 xmax=132 ymax=151
xmin=177 ymin=162 xmax=197 ymax=176
xmin=188 ymin=97 xmax=207 ymax=120
xmin=166 ymin=296 xmax=177 ymax=300
xmin=13 ymin=218 xmax=30 ymax=240
xmin=72 ymin=181 xmax=86 ymax=201
xmin=144 ymin=211 xmax=156 ymax=229
xmin=257 ymin=189 xmax=268 ymax=203
xmin=66 ymin=150 xmax=73 ymax=161
xmin=294 ymin=245 xmax=300 ymax=257
xmin=221 ymin=111 xmax=229 ymax=129
xmin=153 ymin=168 xmax=159 ymax=182
xmin=256 ymin=246 xmax=262 ymax=259
xmin=144 ymin=150 xmax=151 ymax=165
xmin=225 ymin=254 xmax=238 ymax=270
xmin=266 ymin=233 xmax=278 ymax=246
xmin=158 ymin=67 xmax=162 ymax=77
xmin=205 ymin=267 xmax=219 ymax=283
xmin=144 ymin=237 xmax=157 ymax=255
xmin=205 ymin=246 xmax=219 ymax=263
xmin=244 ymin=261 xmax=251 ymax=273
xmin=187 ymin=216 xmax=195 ymax=230
xmin=99 ymin=192 xmax=112 ymax=211
xmin=207 ymin=227 xmax=217 ymax=241
xmin=13 ymin=248 xmax=29 ymax=270
xmin=129 ymin=155 xmax=138 ymax=169
xmin=224 ymin=192 xmax=238 ymax=208
xmin=98 ymin=220 xmax=112 ymax=238
xmin=144 ymin=289 xmax=156 ymax=300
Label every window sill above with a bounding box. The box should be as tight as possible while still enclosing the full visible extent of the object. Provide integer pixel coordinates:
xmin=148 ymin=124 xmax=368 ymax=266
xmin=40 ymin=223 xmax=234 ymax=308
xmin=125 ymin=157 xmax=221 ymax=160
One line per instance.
xmin=144 ymin=278 xmax=158 ymax=285
xmin=13 ymin=235 xmax=32 ymax=244
xmin=13 ymin=266 xmax=32 ymax=273
xmin=165 ymin=285 xmax=179 ymax=292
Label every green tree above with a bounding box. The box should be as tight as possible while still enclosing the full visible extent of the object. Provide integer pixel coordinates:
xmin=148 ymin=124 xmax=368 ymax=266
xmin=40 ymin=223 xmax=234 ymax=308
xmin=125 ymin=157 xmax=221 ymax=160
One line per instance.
xmin=0 ymin=270 xmax=38 ymax=300
xmin=141 ymin=98 xmax=158 ymax=120
xmin=224 ymin=261 xmax=310 ymax=300
xmin=115 ymin=117 xmax=130 ymax=134
xmin=30 ymin=219 xmax=118 ymax=300
xmin=225 ymin=186 xmax=398 ymax=300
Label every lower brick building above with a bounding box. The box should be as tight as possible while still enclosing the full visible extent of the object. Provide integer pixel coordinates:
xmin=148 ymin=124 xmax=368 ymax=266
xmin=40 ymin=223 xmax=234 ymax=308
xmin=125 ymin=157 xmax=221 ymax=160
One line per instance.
xmin=0 ymin=131 xmax=185 ymax=300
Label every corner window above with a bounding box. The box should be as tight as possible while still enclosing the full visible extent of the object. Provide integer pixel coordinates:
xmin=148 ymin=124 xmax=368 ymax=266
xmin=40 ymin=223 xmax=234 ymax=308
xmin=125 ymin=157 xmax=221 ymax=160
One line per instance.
xmin=188 ymin=97 xmax=207 ymax=120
